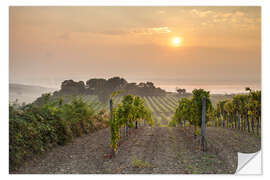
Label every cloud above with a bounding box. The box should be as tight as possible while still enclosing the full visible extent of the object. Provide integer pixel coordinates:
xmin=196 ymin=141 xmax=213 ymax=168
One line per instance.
xmin=190 ymin=9 xmax=214 ymax=18
xmin=222 ymin=13 xmax=233 ymax=18
xmin=190 ymin=9 xmax=260 ymax=28
xmin=149 ymin=27 xmax=171 ymax=34
xmin=158 ymin=10 xmax=166 ymax=14
xmin=190 ymin=9 xmax=247 ymax=22
xmin=100 ymin=30 xmax=128 ymax=35
xmin=235 ymin=11 xmax=245 ymax=17
xmin=99 ymin=27 xmax=172 ymax=36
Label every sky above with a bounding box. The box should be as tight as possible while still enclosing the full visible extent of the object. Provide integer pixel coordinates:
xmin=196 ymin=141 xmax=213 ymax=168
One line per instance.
xmin=9 ymin=6 xmax=261 ymax=91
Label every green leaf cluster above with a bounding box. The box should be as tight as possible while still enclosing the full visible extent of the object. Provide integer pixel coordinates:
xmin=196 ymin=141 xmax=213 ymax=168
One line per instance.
xmin=9 ymin=94 xmax=109 ymax=171
xmin=110 ymin=94 xmax=153 ymax=151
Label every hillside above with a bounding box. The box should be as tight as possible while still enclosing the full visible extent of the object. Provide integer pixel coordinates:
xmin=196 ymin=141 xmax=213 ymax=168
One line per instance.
xmin=9 ymin=88 xmax=260 ymax=174
xmin=9 ymin=83 xmax=56 ymax=104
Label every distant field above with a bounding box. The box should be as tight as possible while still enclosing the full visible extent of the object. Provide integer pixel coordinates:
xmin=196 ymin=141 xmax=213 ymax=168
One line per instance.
xmin=10 ymin=89 xmax=235 ymax=122
xmin=32 ymin=93 xmax=235 ymax=123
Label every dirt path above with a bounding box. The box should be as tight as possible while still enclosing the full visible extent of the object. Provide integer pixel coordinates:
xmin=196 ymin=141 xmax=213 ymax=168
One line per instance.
xmin=12 ymin=125 xmax=260 ymax=174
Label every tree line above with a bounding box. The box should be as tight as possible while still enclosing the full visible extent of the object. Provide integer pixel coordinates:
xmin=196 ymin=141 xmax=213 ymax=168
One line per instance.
xmin=36 ymin=77 xmax=166 ymax=105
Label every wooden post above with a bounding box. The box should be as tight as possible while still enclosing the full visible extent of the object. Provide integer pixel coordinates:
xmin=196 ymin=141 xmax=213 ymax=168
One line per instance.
xmin=244 ymin=115 xmax=247 ymax=131
xmin=251 ymin=117 xmax=255 ymax=134
xmin=247 ymin=115 xmax=250 ymax=133
xmin=223 ymin=116 xmax=225 ymax=128
xmin=201 ymin=96 xmax=206 ymax=152
xmin=234 ymin=115 xmax=237 ymax=129
xmin=257 ymin=118 xmax=259 ymax=136
xmin=237 ymin=111 xmax=240 ymax=130
xmin=257 ymin=116 xmax=260 ymax=136
xmin=119 ymin=126 xmax=121 ymax=138
xmin=126 ymin=122 xmax=129 ymax=137
xmin=110 ymin=99 xmax=115 ymax=157
xmin=110 ymin=99 xmax=113 ymax=117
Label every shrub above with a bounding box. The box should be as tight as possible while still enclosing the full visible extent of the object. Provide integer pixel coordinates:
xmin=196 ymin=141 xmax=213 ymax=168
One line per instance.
xmin=9 ymin=96 xmax=108 ymax=171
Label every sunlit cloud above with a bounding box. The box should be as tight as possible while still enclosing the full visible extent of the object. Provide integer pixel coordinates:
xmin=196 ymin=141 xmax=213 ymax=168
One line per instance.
xmin=190 ymin=9 xmax=260 ymax=28
xmin=130 ymin=27 xmax=171 ymax=35
xmin=75 ymin=27 xmax=172 ymax=37
xmin=190 ymin=9 xmax=214 ymax=18
xmin=158 ymin=10 xmax=166 ymax=14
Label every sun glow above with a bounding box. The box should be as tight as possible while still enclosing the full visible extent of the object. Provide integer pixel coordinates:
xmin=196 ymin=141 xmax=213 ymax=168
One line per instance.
xmin=172 ymin=37 xmax=182 ymax=47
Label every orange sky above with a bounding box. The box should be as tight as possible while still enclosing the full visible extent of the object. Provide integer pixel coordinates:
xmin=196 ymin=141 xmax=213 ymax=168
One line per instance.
xmin=9 ymin=6 xmax=261 ymax=88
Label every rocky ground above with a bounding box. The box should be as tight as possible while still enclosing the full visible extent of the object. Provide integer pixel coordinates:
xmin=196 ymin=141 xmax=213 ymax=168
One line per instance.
xmin=12 ymin=123 xmax=260 ymax=174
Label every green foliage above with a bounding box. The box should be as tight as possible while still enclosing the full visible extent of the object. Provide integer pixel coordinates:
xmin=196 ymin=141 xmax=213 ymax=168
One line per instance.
xmin=172 ymin=89 xmax=212 ymax=136
xmin=248 ymin=90 xmax=261 ymax=118
xmin=172 ymin=89 xmax=212 ymax=129
xmin=168 ymin=118 xmax=176 ymax=127
xmin=191 ymin=89 xmax=212 ymax=127
xmin=213 ymin=89 xmax=261 ymax=134
xmin=9 ymin=94 xmax=109 ymax=171
xmin=109 ymin=94 xmax=153 ymax=152
xmin=170 ymin=98 xmax=192 ymax=127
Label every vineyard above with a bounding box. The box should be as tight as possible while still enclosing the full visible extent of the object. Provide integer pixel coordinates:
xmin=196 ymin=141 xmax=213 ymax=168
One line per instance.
xmin=10 ymin=89 xmax=261 ymax=174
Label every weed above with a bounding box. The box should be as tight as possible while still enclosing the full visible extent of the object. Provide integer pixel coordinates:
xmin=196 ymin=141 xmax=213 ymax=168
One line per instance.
xmin=131 ymin=157 xmax=150 ymax=168
xmin=178 ymin=152 xmax=182 ymax=161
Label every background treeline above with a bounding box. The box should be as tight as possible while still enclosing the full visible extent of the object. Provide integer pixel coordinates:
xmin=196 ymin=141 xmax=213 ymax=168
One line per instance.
xmin=35 ymin=77 xmax=166 ymax=105
xmin=9 ymin=94 xmax=109 ymax=171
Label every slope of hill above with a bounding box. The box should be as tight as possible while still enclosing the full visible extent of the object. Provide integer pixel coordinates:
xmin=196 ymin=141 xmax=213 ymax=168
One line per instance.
xmin=9 ymin=83 xmax=56 ymax=104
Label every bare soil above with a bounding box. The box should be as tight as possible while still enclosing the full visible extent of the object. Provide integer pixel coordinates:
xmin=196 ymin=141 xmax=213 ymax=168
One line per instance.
xmin=11 ymin=124 xmax=260 ymax=174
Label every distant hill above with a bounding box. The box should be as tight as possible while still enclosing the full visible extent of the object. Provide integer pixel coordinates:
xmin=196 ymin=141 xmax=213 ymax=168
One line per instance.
xmin=9 ymin=83 xmax=56 ymax=104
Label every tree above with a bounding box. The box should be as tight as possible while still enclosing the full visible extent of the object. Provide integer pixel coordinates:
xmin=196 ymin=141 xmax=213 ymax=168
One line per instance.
xmin=86 ymin=78 xmax=107 ymax=92
xmin=176 ymin=88 xmax=186 ymax=95
xmin=61 ymin=80 xmax=86 ymax=94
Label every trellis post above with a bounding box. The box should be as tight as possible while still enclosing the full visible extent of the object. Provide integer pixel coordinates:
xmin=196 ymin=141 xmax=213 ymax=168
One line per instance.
xmin=125 ymin=122 xmax=129 ymax=137
xmin=237 ymin=111 xmax=240 ymax=130
xmin=201 ymin=96 xmax=206 ymax=152
xmin=109 ymin=99 xmax=115 ymax=157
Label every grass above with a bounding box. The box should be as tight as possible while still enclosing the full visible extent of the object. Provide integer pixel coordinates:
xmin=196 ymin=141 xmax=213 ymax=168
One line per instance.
xmin=131 ymin=157 xmax=151 ymax=168
xmin=178 ymin=152 xmax=182 ymax=161
xmin=160 ymin=124 xmax=168 ymax=127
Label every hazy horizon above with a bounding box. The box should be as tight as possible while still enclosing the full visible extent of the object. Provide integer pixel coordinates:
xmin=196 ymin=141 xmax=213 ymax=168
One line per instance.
xmin=9 ymin=6 xmax=261 ymax=94
xmin=9 ymin=78 xmax=260 ymax=94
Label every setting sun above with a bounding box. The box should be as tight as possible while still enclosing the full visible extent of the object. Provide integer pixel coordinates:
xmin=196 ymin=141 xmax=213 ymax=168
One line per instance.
xmin=172 ymin=37 xmax=182 ymax=47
